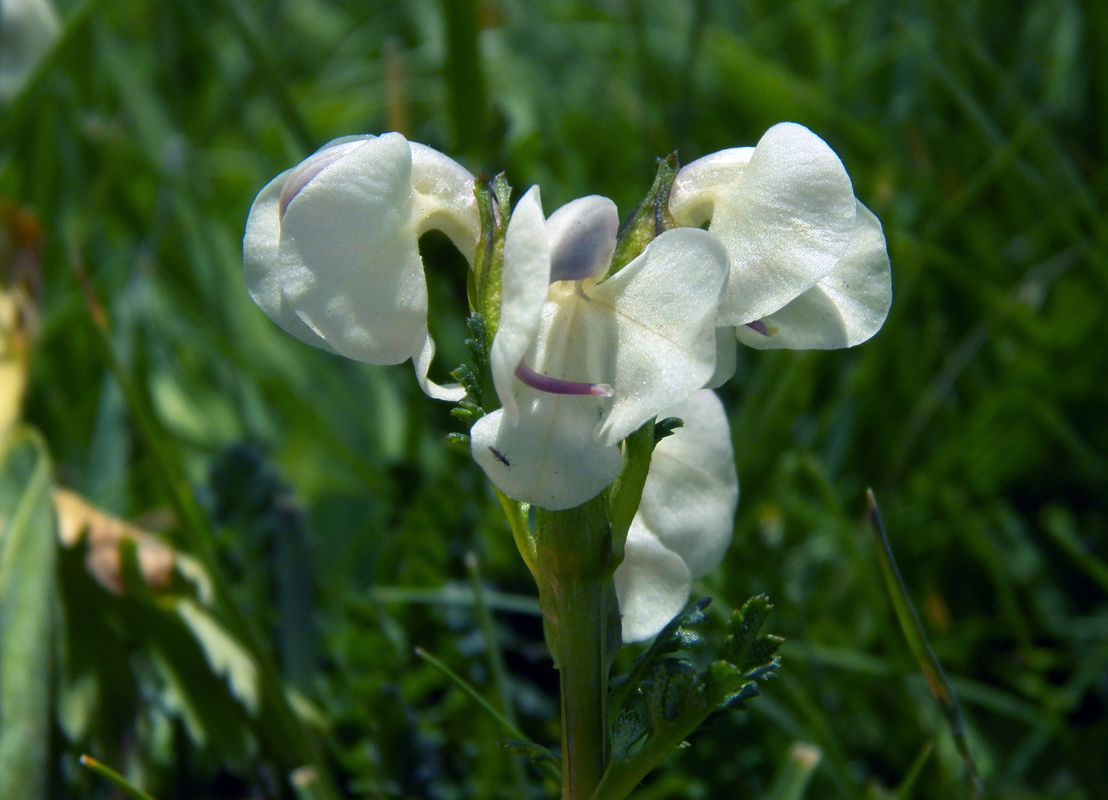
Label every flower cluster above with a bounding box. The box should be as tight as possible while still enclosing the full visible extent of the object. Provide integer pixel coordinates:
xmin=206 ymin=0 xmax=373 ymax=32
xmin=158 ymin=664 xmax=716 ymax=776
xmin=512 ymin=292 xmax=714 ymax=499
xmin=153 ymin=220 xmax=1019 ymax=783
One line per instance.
xmin=243 ymin=124 xmax=890 ymax=640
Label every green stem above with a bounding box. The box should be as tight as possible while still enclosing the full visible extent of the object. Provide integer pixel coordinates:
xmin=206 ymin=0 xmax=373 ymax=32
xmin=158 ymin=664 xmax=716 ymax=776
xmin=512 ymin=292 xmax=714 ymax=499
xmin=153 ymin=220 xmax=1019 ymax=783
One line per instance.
xmin=535 ymin=498 xmax=616 ymax=800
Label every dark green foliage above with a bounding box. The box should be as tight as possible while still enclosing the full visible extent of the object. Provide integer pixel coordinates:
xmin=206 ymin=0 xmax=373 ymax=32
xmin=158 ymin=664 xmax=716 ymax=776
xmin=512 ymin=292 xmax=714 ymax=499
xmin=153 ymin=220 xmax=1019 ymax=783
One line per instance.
xmin=2 ymin=0 xmax=1106 ymax=797
xmin=599 ymin=596 xmax=782 ymax=798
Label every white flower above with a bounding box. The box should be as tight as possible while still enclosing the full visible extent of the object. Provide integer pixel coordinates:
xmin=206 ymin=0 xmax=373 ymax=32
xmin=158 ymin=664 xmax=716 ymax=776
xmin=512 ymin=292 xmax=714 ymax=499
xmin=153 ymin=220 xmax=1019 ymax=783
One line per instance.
xmin=242 ymin=132 xmax=480 ymax=400
xmin=669 ymin=122 xmax=892 ymax=360
xmin=614 ymin=390 xmax=737 ymax=642
xmin=470 ymin=187 xmax=730 ymax=511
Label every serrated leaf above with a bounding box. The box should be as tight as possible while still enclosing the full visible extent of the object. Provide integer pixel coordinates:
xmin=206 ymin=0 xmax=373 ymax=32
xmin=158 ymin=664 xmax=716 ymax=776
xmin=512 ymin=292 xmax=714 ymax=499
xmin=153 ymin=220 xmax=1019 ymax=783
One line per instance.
xmin=450 ymin=406 xmax=478 ymax=422
xmin=0 ymin=429 xmax=56 ymax=800
xmin=743 ymin=634 xmax=785 ymax=673
xmin=675 ymin=628 xmax=705 ymax=649
xmin=706 ymin=660 xmax=744 ymax=696
xmin=725 ymin=594 xmax=773 ymax=667
xmin=655 ymin=597 xmax=711 ymax=654
xmin=744 ymin=659 xmax=781 ymax=683
xmin=450 ymin=364 xmax=482 ymax=397
xmin=464 ymin=313 xmax=489 ymax=366
xmin=609 ymin=597 xmax=712 ymax=719
xmin=611 ymin=708 xmax=650 ymax=760
xmin=720 ymin=681 xmax=760 ymax=710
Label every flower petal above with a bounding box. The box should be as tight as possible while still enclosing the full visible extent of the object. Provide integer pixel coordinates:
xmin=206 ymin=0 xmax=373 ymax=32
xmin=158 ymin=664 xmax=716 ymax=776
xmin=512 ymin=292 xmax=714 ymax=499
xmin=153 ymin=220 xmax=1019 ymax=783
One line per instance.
xmin=490 ymin=186 xmax=551 ymax=423
xmin=277 ymin=132 xmax=429 ymax=365
xmin=735 ymin=202 xmax=891 ymax=350
xmin=470 ymin=390 xmax=623 ymax=510
xmin=614 ymin=519 xmax=692 ymax=643
xmin=613 ymin=390 xmax=737 ymax=642
xmin=410 ymin=141 xmax=481 ymax=264
xmin=675 ymin=123 xmax=858 ymax=326
xmin=243 ymin=170 xmax=336 ymax=353
xmin=413 ymin=334 xmax=466 ymax=401
xmin=590 ymin=228 xmax=730 ymax=446
xmin=636 ymin=390 xmax=737 ymax=578
xmin=706 ymin=327 xmax=737 ymax=388
xmin=546 ymin=195 xmax=619 ymax=282
xmin=280 ymin=137 xmax=374 ymax=217
xmin=668 ymin=146 xmax=754 ymax=228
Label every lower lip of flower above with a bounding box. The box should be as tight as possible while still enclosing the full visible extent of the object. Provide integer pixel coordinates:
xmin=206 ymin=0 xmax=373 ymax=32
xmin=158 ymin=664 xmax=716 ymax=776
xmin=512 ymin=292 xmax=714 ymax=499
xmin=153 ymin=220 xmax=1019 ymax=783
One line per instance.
xmin=514 ymin=361 xmax=614 ymax=398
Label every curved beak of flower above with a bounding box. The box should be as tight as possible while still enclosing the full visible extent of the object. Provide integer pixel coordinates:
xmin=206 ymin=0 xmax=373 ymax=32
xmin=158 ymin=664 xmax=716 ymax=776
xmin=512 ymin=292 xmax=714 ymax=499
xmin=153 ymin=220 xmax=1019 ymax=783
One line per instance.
xmin=242 ymin=133 xmax=480 ymax=401
xmin=670 ymin=122 xmax=892 ymax=359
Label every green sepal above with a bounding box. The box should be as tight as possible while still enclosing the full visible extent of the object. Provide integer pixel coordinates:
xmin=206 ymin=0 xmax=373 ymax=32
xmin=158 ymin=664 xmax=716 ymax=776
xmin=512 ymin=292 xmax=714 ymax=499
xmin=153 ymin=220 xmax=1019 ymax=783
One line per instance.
xmin=473 ymin=177 xmax=512 ymax=340
xmin=606 ymin=419 xmax=656 ymax=570
xmin=607 ymin=153 xmax=680 ymax=277
xmin=652 ymin=416 xmax=684 ymax=445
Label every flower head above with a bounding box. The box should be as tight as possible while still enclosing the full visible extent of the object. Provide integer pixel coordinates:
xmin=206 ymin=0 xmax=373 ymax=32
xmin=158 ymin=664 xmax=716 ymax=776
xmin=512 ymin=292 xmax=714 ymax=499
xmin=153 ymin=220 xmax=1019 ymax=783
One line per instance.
xmin=614 ymin=390 xmax=738 ymax=642
xmin=669 ymin=122 xmax=892 ymax=358
xmin=470 ymin=187 xmax=730 ymax=510
xmin=243 ymin=132 xmax=479 ymax=400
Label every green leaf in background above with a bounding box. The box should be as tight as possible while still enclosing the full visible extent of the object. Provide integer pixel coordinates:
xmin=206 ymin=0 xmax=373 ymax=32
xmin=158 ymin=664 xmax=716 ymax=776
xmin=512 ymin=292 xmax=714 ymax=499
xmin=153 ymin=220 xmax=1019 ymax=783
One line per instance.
xmin=0 ymin=427 xmax=57 ymax=800
xmin=175 ymin=597 xmax=261 ymax=717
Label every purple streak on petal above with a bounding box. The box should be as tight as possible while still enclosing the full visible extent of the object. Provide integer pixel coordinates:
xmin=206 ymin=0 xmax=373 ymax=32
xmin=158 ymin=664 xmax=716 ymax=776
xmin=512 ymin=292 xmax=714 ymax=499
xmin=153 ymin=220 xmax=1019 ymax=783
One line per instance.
xmin=279 ymin=140 xmax=369 ymax=219
xmin=746 ymin=319 xmax=769 ymax=336
xmin=515 ymin=361 xmax=614 ymax=398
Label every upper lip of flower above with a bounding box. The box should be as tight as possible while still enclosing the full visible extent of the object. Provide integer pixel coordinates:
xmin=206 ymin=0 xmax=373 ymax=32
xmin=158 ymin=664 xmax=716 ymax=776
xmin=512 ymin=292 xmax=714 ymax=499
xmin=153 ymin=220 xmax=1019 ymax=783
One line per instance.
xmin=242 ymin=132 xmax=480 ymax=401
xmin=470 ymin=185 xmax=730 ymax=510
xmin=669 ymin=121 xmax=892 ymax=354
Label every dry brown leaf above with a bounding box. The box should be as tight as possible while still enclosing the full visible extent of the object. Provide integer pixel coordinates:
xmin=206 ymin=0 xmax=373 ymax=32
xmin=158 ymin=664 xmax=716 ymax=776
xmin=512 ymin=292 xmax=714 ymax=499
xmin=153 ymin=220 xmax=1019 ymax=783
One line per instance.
xmin=53 ymin=488 xmax=176 ymax=594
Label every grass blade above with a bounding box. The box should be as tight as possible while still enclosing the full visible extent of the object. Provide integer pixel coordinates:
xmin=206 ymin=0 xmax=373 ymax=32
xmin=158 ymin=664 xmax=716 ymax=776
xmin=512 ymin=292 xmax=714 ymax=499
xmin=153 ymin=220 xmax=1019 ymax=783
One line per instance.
xmin=414 ymin=645 xmax=560 ymax=782
xmin=867 ymin=489 xmax=981 ymax=799
xmin=79 ymin=754 xmax=159 ymax=800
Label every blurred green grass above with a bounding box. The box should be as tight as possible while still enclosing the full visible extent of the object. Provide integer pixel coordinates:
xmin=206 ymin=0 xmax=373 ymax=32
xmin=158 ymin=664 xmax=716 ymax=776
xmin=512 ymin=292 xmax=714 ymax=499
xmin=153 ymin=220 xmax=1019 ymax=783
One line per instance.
xmin=2 ymin=0 xmax=1107 ymax=798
